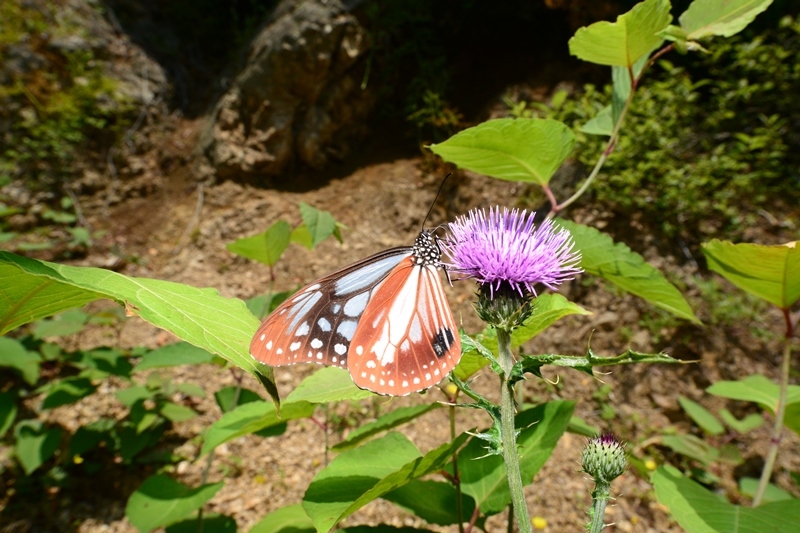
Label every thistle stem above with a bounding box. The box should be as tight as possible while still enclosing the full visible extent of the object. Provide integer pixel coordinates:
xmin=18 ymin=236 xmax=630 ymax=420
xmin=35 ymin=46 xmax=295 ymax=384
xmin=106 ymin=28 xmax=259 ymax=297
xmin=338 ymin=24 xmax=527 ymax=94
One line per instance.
xmin=587 ymin=483 xmax=611 ymax=533
xmin=497 ymin=328 xmax=532 ymax=533
xmin=753 ymin=308 xmax=795 ymax=506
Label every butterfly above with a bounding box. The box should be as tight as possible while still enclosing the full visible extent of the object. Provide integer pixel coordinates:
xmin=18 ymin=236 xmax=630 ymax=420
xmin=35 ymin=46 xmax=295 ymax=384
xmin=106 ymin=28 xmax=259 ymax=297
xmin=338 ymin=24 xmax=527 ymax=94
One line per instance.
xmin=249 ymin=229 xmax=462 ymax=396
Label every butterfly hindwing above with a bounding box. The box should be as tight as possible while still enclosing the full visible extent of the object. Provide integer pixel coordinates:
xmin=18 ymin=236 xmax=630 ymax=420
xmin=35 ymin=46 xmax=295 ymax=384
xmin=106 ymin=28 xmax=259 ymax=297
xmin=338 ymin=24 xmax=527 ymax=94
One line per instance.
xmin=348 ymin=257 xmax=461 ymax=395
xmin=249 ymin=248 xmax=412 ymax=370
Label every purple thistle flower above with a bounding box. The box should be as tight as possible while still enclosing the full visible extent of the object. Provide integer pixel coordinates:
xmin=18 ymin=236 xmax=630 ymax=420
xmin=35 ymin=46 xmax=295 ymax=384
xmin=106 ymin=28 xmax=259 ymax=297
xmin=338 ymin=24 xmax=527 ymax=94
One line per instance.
xmin=441 ymin=207 xmax=582 ymax=298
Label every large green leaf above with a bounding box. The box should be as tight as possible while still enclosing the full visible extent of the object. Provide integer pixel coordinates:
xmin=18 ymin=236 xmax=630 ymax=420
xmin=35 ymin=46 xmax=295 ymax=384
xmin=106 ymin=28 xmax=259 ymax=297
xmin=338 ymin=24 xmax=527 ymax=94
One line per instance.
xmin=200 ymin=400 xmax=315 ymax=456
xmin=332 ymin=403 xmax=442 ymax=452
xmin=653 ymin=465 xmax=800 ymax=532
xmin=226 ymin=220 xmax=291 ymax=267
xmin=679 ymin=0 xmax=773 ymax=40
xmin=250 ymin=504 xmax=315 ymax=533
xmin=0 ymin=251 xmax=270 ymax=385
xmin=702 ymin=240 xmax=800 ymax=309
xmin=428 ymin=118 xmax=575 ymax=185
xmin=557 ymin=220 xmax=700 ymax=323
xmin=568 ymin=0 xmax=671 ymax=66
xmin=285 ymin=367 xmax=374 ymax=404
xmin=456 ymin=401 xmax=575 ymax=514
xmin=384 ymin=479 xmax=475 ymax=526
xmin=125 ymin=474 xmax=223 ymax=532
xmin=303 ymin=431 xmax=468 ymax=532
xmin=707 ymin=374 xmax=800 ymax=414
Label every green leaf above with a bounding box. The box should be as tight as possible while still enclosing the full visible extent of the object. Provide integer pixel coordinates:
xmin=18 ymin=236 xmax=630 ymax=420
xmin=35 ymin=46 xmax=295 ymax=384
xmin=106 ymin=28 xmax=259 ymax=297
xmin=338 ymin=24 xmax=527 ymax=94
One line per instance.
xmin=0 ymin=391 xmax=18 ymax=438
xmin=0 ymin=255 xmax=104 ymax=336
xmin=116 ymin=385 xmax=156 ymax=407
xmin=679 ymin=396 xmax=725 ymax=435
xmin=214 ymin=386 xmax=264 ymax=413
xmin=135 ymin=342 xmax=218 ymax=372
xmin=285 ymin=367 xmax=374 ymax=404
xmin=707 ymin=374 xmax=800 ymax=414
xmin=84 ymin=348 xmax=133 ymax=378
xmin=332 ymin=404 xmax=442 ymax=452
xmin=579 ymin=105 xmax=613 ymax=136
xmin=14 ymin=420 xmax=62 ymax=474
xmin=718 ymin=409 xmax=764 ymax=434
xmin=740 ymin=477 xmax=793 ymax=503
xmin=69 ymin=419 xmax=115 ymax=457
xmin=568 ymin=0 xmax=671 ymax=66
xmin=290 ymin=225 xmax=313 ymax=249
xmin=702 ymin=239 xmax=800 ymax=309
xmin=0 ymin=337 xmax=41 ymax=385
xmin=661 ymin=434 xmax=720 ymax=466
xmin=303 ymin=431 xmax=468 ymax=533
xmin=158 ymin=401 xmax=197 ymax=422
xmin=125 ymin=474 xmax=224 ymax=532
xmin=200 ymin=400 xmax=315 ymax=456
xmin=299 ymin=203 xmax=337 ymax=249
xmin=32 ymin=308 xmax=89 ymax=338
xmin=557 ymin=220 xmax=700 ymax=323
xmin=428 ymin=118 xmax=575 ymax=185
xmin=41 ymin=377 xmax=97 ymax=409
xmin=679 ymin=0 xmax=774 ymax=40
xmin=567 ymin=415 xmax=600 ymax=438
xmin=0 ymin=251 xmax=271 ymax=392
xmin=653 ymin=465 xmax=800 ymax=532
xmin=250 ymin=504 xmax=315 ymax=533
xmin=453 ymin=331 xmax=496 ymax=380
xmin=385 ymin=479 xmax=475 ymax=526
xmin=165 ymin=514 xmax=237 ymax=533
xmin=226 ymin=220 xmax=291 ymax=267
xmin=457 ymin=401 xmax=575 ymax=514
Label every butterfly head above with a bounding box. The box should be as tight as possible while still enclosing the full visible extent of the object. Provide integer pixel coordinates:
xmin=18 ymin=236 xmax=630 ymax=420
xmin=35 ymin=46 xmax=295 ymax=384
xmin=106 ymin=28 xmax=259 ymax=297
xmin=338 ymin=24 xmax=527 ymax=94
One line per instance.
xmin=412 ymin=229 xmax=445 ymax=268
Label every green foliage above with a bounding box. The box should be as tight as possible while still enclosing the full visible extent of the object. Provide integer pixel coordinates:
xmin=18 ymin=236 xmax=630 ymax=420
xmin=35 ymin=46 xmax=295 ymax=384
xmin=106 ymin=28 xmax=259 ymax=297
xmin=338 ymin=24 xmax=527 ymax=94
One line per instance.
xmin=0 ymin=3 xmax=134 ymax=189
xmin=510 ymin=16 xmax=800 ymax=241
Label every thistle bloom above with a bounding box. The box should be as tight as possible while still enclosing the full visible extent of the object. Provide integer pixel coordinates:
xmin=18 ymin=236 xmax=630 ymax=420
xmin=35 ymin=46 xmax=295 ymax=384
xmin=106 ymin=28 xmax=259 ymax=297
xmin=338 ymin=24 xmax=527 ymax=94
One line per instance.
xmin=441 ymin=207 xmax=582 ymax=298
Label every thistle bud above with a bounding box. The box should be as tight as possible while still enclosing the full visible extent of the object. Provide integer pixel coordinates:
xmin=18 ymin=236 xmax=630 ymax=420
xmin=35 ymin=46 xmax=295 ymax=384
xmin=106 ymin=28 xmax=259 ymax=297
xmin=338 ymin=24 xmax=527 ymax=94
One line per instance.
xmin=581 ymin=434 xmax=627 ymax=485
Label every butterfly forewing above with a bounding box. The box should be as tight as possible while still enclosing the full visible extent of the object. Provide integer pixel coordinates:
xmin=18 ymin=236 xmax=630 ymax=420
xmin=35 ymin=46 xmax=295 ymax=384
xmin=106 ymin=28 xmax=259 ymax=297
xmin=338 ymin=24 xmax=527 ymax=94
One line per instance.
xmin=249 ymin=248 xmax=412 ymax=369
xmin=348 ymin=258 xmax=461 ymax=395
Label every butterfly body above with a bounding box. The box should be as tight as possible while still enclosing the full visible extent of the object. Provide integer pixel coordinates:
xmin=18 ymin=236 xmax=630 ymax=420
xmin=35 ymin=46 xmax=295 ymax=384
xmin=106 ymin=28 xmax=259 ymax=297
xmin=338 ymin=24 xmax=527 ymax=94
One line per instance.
xmin=250 ymin=230 xmax=461 ymax=396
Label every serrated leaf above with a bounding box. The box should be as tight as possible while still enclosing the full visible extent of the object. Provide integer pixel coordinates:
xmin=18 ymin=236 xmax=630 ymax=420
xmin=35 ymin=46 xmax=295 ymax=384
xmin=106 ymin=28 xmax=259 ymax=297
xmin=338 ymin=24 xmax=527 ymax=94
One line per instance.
xmin=708 ymin=374 xmax=800 ymax=411
xmin=299 ymin=203 xmax=337 ymax=249
xmin=456 ymin=401 xmax=574 ymax=514
xmin=14 ymin=420 xmax=62 ymax=474
xmin=135 ymin=342 xmax=218 ymax=372
xmin=653 ymin=465 xmax=800 ymax=532
xmin=679 ymin=396 xmax=724 ymax=435
xmin=679 ymin=0 xmax=773 ymax=40
xmin=250 ymin=504 xmax=315 ymax=533
xmin=0 ymin=337 xmax=41 ymax=385
xmin=428 ymin=118 xmax=575 ymax=185
xmin=557 ymin=220 xmax=700 ymax=323
xmin=332 ymin=403 xmax=442 ymax=452
xmin=568 ymin=0 xmax=671 ymax=66
xmin=303 ymin=431 xmax=468 ymax=533
xmin=702 ymin=239 xmax=800 ymax=309
xmin=125 ymin=474 xmax=224 ymax=532
xmin=384 ymin=479 xmax=476 ymax=526
xmin=0 ymin=251 xmax=272 ymax=399
xmin=227 ymin=220 xmax=291 ymax=267
xmin=200 ymin=400 xmax=315 ymax=456
xmin=285 ymin=367 xmax=374 ymax=404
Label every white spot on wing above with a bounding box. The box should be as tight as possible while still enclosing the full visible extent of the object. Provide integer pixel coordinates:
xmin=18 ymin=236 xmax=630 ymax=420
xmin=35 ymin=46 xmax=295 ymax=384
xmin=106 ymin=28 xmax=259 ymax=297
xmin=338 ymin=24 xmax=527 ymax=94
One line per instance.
xmin=343 ymin=292 xmax=369 ymax=317
xmin=413 ymin=377 xmax=420 ymax=385
xmin=260 ymin=333 xmax=266 ymax=341
xmin=310 ymin=338 xmax=323 ymax=349
xmin=336 ymin=320 xmax=357 ymax=341
xmin=366 ymin=360 xmax=376 ymax=369
xmin=317 ymin=317 xmax=332 ymax=331
xmin=296 ymin=321 xmax=310 ymax=336
xmin=334 ymin=343 xmax=347 ymax=355
xmin=266 ymin=340 xmax=273 ymax=350
xmin=290 ymin=342 xmax=301 ymax=352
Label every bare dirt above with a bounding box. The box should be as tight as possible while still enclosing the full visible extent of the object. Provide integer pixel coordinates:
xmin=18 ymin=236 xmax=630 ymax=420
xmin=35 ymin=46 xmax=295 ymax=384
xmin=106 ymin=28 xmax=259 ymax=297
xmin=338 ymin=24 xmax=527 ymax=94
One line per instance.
xmin=2 ymin=115 xmax=799 ymax=533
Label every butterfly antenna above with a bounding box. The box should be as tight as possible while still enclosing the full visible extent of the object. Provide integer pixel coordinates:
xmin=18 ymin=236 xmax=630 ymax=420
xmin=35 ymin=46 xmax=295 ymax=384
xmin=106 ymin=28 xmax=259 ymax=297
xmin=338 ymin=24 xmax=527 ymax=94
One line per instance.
xmin=422 ymin=173 xmax=453 ymax=230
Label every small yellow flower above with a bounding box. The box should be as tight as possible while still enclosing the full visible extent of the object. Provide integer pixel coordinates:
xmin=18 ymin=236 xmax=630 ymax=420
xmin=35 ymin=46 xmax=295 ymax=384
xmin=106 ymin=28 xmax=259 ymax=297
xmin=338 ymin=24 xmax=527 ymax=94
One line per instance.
xmin=532 ymin=516 xmax=547 ymax=529
xmin=444 ymin=383 xmax=458 ymax=396
xmin=73 ymin=454 xmax=84 ymax=464
xmin=644 ymin=458 xmax=657 ymax=471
